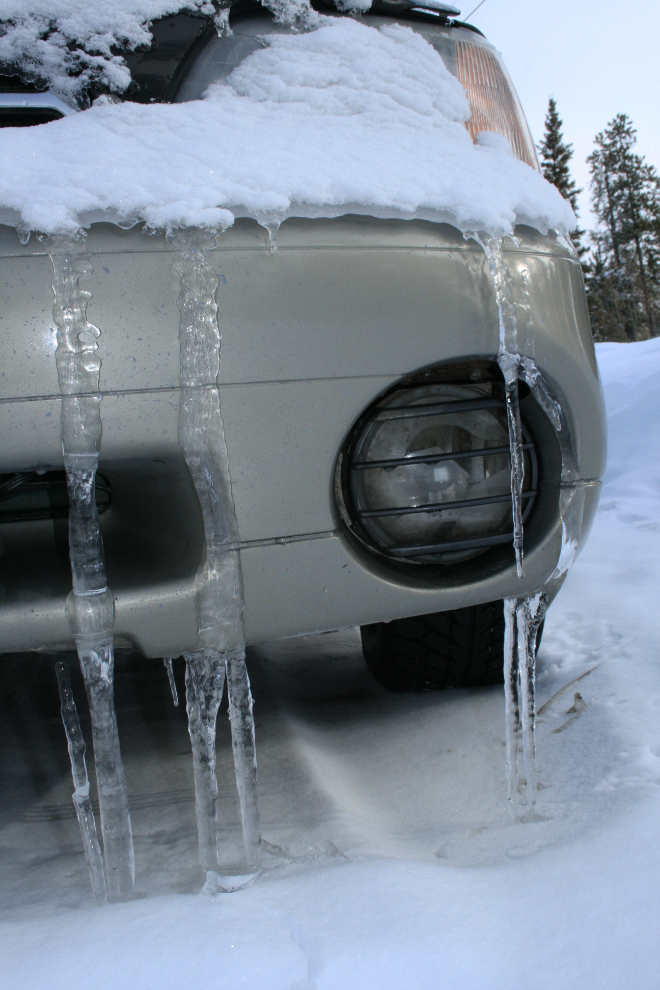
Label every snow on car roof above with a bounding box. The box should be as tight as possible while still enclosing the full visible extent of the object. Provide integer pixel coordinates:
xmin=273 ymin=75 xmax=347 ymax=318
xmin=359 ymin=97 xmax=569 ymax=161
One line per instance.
xmin=0 ymin=12 xmax=575 ymax=237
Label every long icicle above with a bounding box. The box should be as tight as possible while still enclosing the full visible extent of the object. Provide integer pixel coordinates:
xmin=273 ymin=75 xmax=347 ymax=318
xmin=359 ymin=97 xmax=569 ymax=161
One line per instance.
xmin=170 ymin=227 xmax=261 ymax=875
xmin=516 ymin=593 xmax=548 ymax=809
xmin=55 ymin=661 xmax=106 ymax=904
xmin=45 ymin=233 xmax=134 ymax=901
xmin=481 ymin=236 xmax=525 ymax=578
xmin=503 ymin=593 xmax=548 ymax=815
xmin=478 ymin=232 xmax=588 ymax=816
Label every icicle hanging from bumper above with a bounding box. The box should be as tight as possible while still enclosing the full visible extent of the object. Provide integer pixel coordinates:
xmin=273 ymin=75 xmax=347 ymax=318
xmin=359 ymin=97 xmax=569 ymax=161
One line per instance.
xmin=55 ymin=661 xmax=106 ymax=905
xmin=480 ymin=235 xmax=526 ymax=578
xmin=169 ymin=228 xmax=261 ymax=877
xmin=45 ymin=233 xmax=134 ymax=902
xmin=475 ymin=234 xmax=588 ymax=813
xmin=503 ymin=593 xmax=548 ymax=814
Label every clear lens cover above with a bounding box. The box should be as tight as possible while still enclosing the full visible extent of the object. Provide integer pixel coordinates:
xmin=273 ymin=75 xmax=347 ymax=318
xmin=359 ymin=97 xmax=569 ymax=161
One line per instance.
xmin=453 ymin=38 xmax=539 ymax=169
xmin=348 ymin=384 xmax=536 ymax=563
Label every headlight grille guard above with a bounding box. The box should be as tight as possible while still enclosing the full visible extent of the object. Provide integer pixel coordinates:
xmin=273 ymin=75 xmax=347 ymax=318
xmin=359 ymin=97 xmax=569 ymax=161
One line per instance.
xmin=338 ymin=365 xmax=540 ymax=566
xmin=349 ymin=395 xmax=538 ymax=560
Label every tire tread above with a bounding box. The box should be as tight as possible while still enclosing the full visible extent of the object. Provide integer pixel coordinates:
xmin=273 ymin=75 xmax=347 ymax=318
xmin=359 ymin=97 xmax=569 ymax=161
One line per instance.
xmin=361 ymin=601 xmax=506 ymax=692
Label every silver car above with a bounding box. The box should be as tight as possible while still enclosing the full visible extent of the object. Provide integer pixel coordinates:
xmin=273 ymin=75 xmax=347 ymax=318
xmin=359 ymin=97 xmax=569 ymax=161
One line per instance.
xmin=0 ymin=0 xmax=606 ymax=692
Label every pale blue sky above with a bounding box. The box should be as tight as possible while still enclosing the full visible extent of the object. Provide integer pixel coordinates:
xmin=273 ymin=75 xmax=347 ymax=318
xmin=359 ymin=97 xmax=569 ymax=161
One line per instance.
xmin=463 ymin=0 xmax=660 ymax=229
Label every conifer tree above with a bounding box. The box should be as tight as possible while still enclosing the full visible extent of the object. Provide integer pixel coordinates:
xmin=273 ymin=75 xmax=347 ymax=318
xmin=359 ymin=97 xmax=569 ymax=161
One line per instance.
xmin=538 ymin=97 xmax=586 ymax=259
xmin=587 ymin=114 xmax=660 ymax=340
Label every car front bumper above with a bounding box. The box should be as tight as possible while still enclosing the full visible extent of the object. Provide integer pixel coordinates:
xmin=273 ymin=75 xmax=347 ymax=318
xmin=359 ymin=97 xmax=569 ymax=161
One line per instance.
xmin=0 ymin=215 xmax=606 ymax=655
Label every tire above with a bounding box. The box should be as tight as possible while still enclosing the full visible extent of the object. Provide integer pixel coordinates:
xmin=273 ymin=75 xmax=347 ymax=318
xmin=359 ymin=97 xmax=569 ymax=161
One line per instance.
xmin=361 ymin=601 xmax=542 ymax=693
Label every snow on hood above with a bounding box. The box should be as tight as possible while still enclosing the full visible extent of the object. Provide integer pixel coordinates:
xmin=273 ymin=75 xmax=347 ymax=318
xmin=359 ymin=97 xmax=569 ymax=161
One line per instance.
xmin=0 ymin=16 xmax=576 ymax=237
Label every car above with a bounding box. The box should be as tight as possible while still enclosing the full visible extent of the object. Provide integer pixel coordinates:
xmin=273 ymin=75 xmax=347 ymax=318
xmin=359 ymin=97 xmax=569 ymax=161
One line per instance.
xmin=0 ymin=0 xmax=606 ymax=695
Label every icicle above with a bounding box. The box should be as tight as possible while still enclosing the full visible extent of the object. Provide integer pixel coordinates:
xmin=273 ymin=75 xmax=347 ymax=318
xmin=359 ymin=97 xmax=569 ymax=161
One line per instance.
xmin=55 ymin=661 xmax=106 ymax=904
xmin=226 ymin=646 xmax=261 ymax=869
xmin=168 ymin=227 xmax=261 ymax=876
xmin=499 ymin=358 xmax=525 ymax=578
xmin=517 ymin=356 xmax=586 ymax=595
xmin=503 ymin=598 xmax=519 ymax=810
xmin=184 ymin=651 xmax=226 ymax=871
xmin=266 ymin=222 xmax=280 ymax=254
xmin=163 ymin=657 xmax=179 ymax=706
xmin=502 ymin=593 xmax=548 ymax=815
xmin=45 ymin=233 xmax=134 ymax=902
xmin=474 ymin=236 xmax=588 ymax=813
xmin=478 ymin=235 xmax=526 ymax=577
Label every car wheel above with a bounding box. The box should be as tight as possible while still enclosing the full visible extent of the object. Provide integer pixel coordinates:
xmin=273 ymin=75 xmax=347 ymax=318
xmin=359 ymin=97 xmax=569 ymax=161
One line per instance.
xmin=361 ymin=601 xmax=543 ymax=693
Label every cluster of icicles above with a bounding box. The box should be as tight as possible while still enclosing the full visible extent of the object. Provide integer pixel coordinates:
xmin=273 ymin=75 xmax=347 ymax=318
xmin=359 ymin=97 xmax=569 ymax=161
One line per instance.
xmin=47 ymin=228 xmax=260 ymax=903
xmin=44 ymin=222 xmax=585 ymax=903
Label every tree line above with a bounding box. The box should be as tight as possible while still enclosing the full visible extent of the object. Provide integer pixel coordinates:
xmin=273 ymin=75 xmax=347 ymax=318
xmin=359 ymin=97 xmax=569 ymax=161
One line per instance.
xmin=538 ymin=99 xmax=660 ymax=341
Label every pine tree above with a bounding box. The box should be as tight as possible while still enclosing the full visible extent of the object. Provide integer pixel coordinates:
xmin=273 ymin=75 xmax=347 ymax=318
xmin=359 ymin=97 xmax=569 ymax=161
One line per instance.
xmin=538 ymin=98 xmax=586 ymax=259
xmin=587 ymin=114 xmax=660 ymax=341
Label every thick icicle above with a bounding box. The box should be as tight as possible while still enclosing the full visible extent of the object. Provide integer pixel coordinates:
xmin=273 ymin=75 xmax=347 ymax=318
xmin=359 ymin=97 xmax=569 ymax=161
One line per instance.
xmin=169 ymin=228 xmax=261 ymax=874
xmin=481 ymin=236 xmax=526 ymax=578
xmin=476 ymin=234 xmax=588 ymax=812
xmin=45 ymin=234 xmax=134 ymax=901
xmin=55 ymin=661 xmax=106 ymax=904
xmin=163 ymin=658 xmax=179 ymax=706
xmin=184 ymin=652 xmax=226 ymax=871
xmin=502 ymin=593 xmax=548 ymax=814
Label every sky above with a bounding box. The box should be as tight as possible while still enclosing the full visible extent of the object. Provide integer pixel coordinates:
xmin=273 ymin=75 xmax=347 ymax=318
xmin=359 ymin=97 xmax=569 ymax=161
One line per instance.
xmin=463 ymin=0 xmax=660 ymax=231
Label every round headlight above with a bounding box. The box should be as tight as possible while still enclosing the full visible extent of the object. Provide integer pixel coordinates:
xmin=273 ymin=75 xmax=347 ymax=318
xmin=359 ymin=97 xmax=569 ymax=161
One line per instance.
xmin=339 ymin=380 xmax=537 ymax=565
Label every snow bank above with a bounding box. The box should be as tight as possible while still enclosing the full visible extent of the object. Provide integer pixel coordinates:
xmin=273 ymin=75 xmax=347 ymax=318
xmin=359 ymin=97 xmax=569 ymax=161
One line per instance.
xmin=595 ymin=337 xmax=660 ymax=506
xmin=0 ymin=1 xmax=217 ymax=104
xmin=3 ymin=341 xmax=660 ymax=988
xmin=0 ymin=17 xmax=576 ymax=236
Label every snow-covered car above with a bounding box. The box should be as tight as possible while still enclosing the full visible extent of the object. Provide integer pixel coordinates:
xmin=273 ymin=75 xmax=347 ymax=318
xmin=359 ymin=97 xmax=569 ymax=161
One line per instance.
xmin=0 ymin=0 xmax=606 ymax=692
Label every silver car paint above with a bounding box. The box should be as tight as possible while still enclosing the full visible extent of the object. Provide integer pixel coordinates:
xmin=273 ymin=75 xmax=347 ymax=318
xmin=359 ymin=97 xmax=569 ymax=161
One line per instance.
xmin=0 ymin=215 xmax=606 ymax=655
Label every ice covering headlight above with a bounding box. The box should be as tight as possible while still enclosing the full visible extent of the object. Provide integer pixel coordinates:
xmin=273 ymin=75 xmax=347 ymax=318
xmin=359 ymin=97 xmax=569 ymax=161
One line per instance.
xmin=339 ymin=381 xmax=537 ymax=565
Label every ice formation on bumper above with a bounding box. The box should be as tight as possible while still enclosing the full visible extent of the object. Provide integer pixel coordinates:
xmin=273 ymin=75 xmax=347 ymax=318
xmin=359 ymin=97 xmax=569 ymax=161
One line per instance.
xmin=475 ymin=235 xmax=587 ymax=814
xmin=170 ymin=229 xmax=261 ymax=874
xmin=46 ymin=233 xmax=135 ymax=900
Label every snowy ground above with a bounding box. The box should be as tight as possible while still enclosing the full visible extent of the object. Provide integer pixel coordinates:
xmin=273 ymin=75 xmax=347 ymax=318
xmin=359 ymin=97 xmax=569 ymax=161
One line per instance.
xmin=2 ymin=339 xmax=660 ymax=989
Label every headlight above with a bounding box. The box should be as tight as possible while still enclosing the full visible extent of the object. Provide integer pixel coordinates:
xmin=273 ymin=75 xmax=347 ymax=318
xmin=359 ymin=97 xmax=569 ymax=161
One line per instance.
xmin=338 ymin=379 xmax=537 ymax=566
